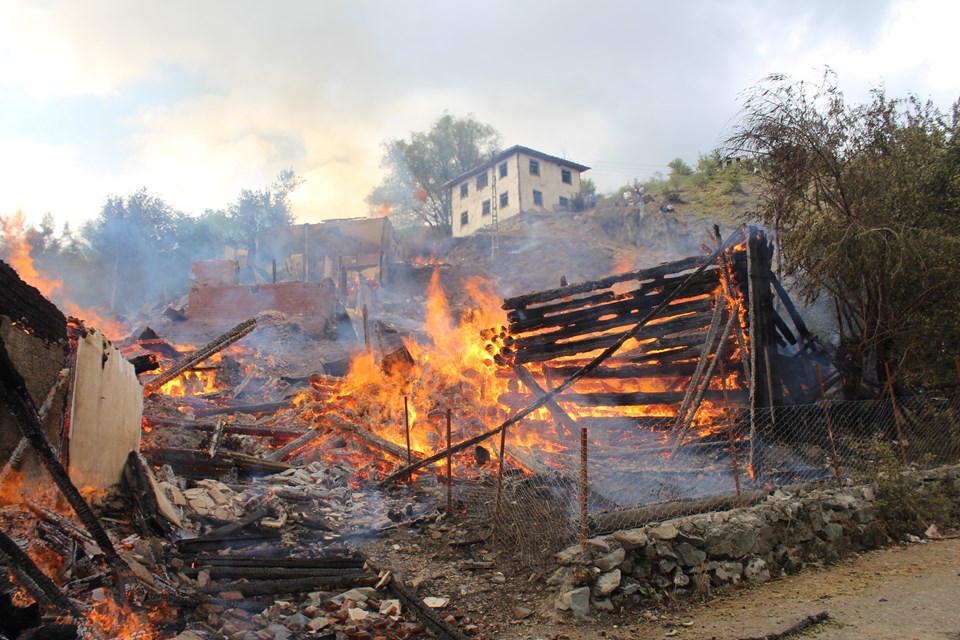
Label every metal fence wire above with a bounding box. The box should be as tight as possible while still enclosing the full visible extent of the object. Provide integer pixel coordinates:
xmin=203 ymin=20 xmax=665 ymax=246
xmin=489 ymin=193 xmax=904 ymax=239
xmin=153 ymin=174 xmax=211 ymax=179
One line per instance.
xmin=457 ymin=392 xmax=960 ymax=558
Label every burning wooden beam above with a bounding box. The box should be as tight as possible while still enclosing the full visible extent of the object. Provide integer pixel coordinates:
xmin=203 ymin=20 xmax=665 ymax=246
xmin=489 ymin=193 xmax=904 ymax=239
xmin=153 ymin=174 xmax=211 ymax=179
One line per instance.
xmin=143 ymin=318 xmax=257 ymax=394
xmin=0 ymin=525 xmax=81 ymax=617
xmin=379 ymin=227 xmax=748 ymax=485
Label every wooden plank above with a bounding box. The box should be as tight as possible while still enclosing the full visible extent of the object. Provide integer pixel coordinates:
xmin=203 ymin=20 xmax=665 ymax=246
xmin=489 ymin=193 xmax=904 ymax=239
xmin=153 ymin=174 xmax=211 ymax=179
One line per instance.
xmin=507 ymin=270 xmax=719 ymax=332
xmin=498 ymin=389 xmax=742 ymax=407
xmin=502 ymin=256 xmax=713 ymax=310
xmin=68 ymin=329 xmax=143 ymax=491
xmin=514 ymin=311 xmax=714 ymax=364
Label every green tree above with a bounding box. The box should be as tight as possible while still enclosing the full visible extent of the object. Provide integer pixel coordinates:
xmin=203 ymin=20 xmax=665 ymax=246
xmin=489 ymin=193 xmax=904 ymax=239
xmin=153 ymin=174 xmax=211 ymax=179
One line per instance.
xmin=224 ymin=169 xmax=302 ymax=254
xmin=668 ymin=157 xmax=694 ymax=177
xmin=728 ymin=70 xmax=960 ymax=393
xmin=367 ymin=114 xmax=500 ymax=236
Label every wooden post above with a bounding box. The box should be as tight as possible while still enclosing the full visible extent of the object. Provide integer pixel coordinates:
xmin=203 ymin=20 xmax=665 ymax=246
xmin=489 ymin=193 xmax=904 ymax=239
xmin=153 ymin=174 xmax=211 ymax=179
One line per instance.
xmin=446 ymin=409 xmax=453 ymax=513
xmin=492 ymin=423 xmax=508 ymax=550
xmin=727 ymin=424 xmax=742 ymax=504
xmin=403 ymin=396 xmax=412 ymax=464
xmin=303 ymin=223 xmax=310 ymax=282
xmin=884 ymin=362 xmax=908 ymax=465
xmin=580 ymin=426 xmax=588 ymax=549
xmin=815 ymin=364 xmax=842 ymax=483
xmin=746 ymin=229 xmax=759 ymax=477
xmin=362 ymin=304 xmax=371 ymax=353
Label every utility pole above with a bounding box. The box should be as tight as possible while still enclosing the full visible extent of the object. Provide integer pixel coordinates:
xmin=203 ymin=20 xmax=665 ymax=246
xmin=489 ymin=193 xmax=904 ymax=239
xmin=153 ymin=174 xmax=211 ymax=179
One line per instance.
xmin=490 ymin=166 xmax=499 ymax=260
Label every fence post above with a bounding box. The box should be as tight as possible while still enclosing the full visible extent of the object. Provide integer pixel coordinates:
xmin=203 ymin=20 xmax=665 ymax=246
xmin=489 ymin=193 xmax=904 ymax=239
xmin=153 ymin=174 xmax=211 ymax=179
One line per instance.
xmin=815 ymin=364 xmax=842 ymax=483
xmin=446 ymin=409 xmax=453 ymax=513
xmin=580 ymin=427 xmax=588 ymax=549
xmin=403 ymin=396 xmax=411 ymax=464
xmin=884 ymin=362 xmax=908 ymax=465
xmin=492 ymin=423 xmax=508 ymax=551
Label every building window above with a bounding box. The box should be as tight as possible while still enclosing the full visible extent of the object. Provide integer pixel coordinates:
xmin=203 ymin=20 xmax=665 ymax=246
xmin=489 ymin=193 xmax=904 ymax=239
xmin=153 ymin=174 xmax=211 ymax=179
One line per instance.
xmin=482 ymin=199 xmax=491 ymax=216
xmin=532 ymin=190 xmax=543 ymax=206
xmin=499 ymin=191 xmax=509 ymax=208
xmin=460 ymin=211 xmax=469 ymax=228
xmin=476 ymin=171 xmax=489 ymax=189
xmin=499 ymin=162 xmax=508 ymax=178
xmin=460 ymin=183 xmax=468 ymax=198
xmin=561 ymin=168 xmax=572 ymax=184
xmin=558 ymin=196 xmax=570 ymax=209
xmin=529 ymin=159 xmax=540 ymax=176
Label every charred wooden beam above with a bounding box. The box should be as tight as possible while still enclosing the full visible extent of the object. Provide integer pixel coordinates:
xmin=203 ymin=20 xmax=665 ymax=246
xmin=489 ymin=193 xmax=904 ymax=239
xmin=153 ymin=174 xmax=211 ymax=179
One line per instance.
xmin=122 ymin=452 xmax=175 ymax=536
xmin=184 ymin=554 xmax=364 ymax=568
xmin=498 ymin=389 xmax=741 ymax=407
xmin=0 ymin=526 xmax=80 ymax=616
xmin=511 ymin=296 xmax=714 ymax=352
xmin=192 ymin=400 xmax=288 ymax=418
xmin=381 ymin=575 xmax=471 ymax=640
xmin=514 ymin=309 xmax=715 ymax=364
xmin=145 ymin=416 xmax=306 ymax=440
xmin=507 ymin=271 xmax=719 ymax=333
xmin=143 ymin=318 xmax=256 ymax=394
xmin=512 ymin=364 xmax=579 ymax=434
xmin=182 ymin=565 xmax=363 ymax=580
xmin=378 ymin=227 xmax=747 ymax=486
xmin=265 ymin=424 xmax=330 ymax=461
xmin=190 ymin=507 xmax=273 ymax=543
xmin=196 ymin=573 xmax=375 ymax=596
xmin=142 ymin=447 xmax=292 ymax=478
xmin=324 ymin=412 xmax=422 ymax=462
xmin=502 ymin=255 xmax=711 ymax=309
xmin=127 ymin=353 xmax=160 ymax=375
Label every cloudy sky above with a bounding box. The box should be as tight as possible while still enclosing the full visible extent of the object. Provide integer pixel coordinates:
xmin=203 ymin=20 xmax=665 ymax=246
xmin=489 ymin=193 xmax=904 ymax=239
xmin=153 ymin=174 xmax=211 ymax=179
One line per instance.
xmin=1 ymin=0 xmax=957 ymax=230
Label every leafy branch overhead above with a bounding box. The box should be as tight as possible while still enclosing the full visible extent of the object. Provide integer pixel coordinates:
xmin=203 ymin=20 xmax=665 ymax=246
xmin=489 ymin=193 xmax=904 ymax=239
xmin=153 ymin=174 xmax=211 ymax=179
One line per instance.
xmin=728 ymin=69 xmax=960 ymax=392
xmin=367 ymin=114 xmax=501 ymax=237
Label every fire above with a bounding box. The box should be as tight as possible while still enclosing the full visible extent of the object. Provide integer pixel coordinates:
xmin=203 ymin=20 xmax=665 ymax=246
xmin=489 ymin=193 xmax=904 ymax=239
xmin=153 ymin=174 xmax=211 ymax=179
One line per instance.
xmin=84 ymin=595 xmax=158 ymax=639
xmin=0 ymin=212 xmax=122 ymax=339
xmin=0 ymin=469 xmax=60 ymax=508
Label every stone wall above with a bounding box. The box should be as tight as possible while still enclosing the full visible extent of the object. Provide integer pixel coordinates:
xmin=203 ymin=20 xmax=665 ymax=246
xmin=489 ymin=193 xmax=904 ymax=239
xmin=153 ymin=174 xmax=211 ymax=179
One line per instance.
xmin=550 ymin=472 xmax=960 ymax=618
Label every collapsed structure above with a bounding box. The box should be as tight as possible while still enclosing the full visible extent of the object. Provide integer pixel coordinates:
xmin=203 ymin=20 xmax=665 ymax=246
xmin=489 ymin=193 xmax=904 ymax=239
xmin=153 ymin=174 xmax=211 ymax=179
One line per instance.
xmin=7 ymin=222 xmax=949 ymax=639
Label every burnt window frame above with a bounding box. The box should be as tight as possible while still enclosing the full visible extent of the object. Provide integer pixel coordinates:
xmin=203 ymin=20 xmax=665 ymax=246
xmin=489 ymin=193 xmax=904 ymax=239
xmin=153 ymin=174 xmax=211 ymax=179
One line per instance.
xmin=482 ymin=199 xmax=491 ymax=216
xmin=532 ymin=189 xmax=543 ymax=206
xmin=499 ymin=191 xmax=509 ymax=208
xmin=558 ymin=195 xmax=570 ymax=209
xmin=476 ymin=171 xmax=489 ymax=190
xmin=499 ymin=162 xmax=508 ymax=178
xmin=529 ymin=159 xmax=540 ymax=176
xmin=561 ymin=168 xmax=572 ymax=184
xmin=460 ymin=183 xmax=468 ymax=198
xmin=460 ymin=210 xmax=469 ymax=227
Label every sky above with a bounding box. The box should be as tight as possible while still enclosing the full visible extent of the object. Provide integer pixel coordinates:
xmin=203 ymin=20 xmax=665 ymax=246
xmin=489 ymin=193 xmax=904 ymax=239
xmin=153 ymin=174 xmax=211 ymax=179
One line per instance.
xmin=1 ymin=0 xmax=958 ymax=231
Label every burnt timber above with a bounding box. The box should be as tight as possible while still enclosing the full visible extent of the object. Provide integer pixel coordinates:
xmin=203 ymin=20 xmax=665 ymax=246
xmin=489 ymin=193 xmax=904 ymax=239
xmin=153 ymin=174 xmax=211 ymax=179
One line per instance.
xmin=498 ymin=227 xmax=826 ymax=445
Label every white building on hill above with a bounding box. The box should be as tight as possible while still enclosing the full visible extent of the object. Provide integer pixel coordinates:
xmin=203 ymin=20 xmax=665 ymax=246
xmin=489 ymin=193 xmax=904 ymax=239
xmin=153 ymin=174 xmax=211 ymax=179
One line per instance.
xmin=445 ymin=145 xmax=590 ymax=238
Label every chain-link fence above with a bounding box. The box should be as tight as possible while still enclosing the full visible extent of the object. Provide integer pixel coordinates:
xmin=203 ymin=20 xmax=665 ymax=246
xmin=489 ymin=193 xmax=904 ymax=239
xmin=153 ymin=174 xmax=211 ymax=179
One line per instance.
xmin=458 ymin=391 xmax=960 ymax=559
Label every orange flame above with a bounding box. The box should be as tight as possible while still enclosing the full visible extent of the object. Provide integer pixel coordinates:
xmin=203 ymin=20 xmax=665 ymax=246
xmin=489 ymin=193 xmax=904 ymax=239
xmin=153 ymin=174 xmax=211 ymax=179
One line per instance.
xmin=0 ymin=212 xmax=122 ymax=339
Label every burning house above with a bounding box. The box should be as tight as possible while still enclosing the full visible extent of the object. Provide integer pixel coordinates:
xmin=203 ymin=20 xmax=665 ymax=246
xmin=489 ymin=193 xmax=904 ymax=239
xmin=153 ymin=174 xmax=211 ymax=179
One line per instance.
xmin=5 ymin=216 xmax=934 ymax=639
